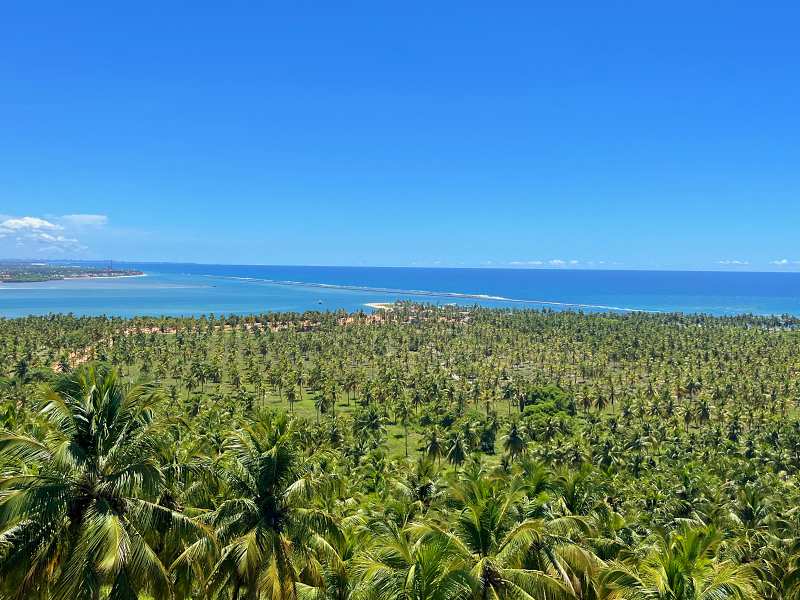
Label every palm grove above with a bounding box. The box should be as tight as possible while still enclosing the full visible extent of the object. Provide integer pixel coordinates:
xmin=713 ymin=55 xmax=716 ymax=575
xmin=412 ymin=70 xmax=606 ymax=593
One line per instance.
xmin=2 ymin=304 xmax=800 ymax=599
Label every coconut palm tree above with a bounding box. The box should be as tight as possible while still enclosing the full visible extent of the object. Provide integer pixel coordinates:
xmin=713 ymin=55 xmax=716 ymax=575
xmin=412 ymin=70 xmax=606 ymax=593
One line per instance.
xmin=296 ymin=515 xmax=364 ymax=600
xmin=502 ymin=421 xmax=527 ymax=462
xmin=413 ymin=470 xmax=599 ymax=600
xmin=0 ymin=363 xmax=200 ymax=600
xmin=446 ymin=432 xmax=468 ymax=469
xmin=202 ymin=412 xmax=340 ymax=600
xmin=353 ymin=521 xmax=473 ymax=600
xmin=602 ymin=525 xmax=757 ymax=599
xmin=395 ymin=398 xmax=412 ymax=457
xmin=424 ymin=428 xmax=444 ymax=465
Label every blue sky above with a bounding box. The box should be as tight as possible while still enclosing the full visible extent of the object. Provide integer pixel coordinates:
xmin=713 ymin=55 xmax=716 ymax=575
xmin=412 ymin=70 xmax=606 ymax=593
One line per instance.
xmin=1 ymin=2 xmax=798 ymax=270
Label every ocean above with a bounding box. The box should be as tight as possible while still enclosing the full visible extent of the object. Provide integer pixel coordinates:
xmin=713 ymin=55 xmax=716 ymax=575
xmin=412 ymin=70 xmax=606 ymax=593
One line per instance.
xmin=1 ymin=262 xmax=800 ymax=318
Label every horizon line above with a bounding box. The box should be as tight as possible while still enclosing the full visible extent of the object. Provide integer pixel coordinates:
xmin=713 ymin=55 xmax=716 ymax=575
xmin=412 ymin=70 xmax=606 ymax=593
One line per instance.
xmin=3 ymin=257 xmax=800 ymax=275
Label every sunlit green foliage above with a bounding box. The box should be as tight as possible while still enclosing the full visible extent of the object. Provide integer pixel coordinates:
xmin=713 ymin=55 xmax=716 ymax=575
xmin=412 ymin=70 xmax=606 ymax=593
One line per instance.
xmin=1 ymin=304 xmax=800 ymax=599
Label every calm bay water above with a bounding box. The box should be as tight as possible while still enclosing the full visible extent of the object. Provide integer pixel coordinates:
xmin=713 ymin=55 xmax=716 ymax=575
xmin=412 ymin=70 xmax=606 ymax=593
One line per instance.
xmin=1 ymin=263 xmax=800 ymax=318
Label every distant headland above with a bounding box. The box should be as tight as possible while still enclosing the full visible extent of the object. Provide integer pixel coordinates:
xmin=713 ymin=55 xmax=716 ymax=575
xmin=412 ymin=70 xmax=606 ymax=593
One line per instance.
xmin=0 ymin=261 xmax=144 ymax=283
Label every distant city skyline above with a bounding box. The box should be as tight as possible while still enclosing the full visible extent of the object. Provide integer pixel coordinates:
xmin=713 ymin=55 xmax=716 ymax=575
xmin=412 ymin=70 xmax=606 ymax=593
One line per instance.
xmin=2 ymin=3 xmax=799 ymax=270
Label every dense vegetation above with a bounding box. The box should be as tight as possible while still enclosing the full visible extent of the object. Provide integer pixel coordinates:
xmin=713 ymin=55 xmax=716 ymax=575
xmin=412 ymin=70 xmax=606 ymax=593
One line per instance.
xmin=0 ymin=261 xmax=142 ymax=283
xmin=2 ymin=304 xmax=800 ymax=599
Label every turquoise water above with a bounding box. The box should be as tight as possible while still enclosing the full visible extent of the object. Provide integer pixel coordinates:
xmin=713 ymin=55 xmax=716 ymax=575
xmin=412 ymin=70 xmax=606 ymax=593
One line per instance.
xmin=1 ymin=263 xmax=800 ymax=317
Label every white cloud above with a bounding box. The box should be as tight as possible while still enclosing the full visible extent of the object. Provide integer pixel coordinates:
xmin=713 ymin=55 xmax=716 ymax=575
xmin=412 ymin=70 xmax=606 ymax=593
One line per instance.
xmin=718 ymin=260 xmax=750 ymax=266
xmin=509 ymin=260 xmax=544 ymax=266
xmin=0 ymin=216 xmax=62 ymax=232
xmin=36 ymin=245 xmax=67 ymax=254
xmin=0 ymin=215 xmax=86 ymax=253
xmin=771 ymin=258 xmax=800 ymax=266
xmin=508 ymin=259 xmax=581 ymax=267
xmin=31 ymin=232 xmax=79 ymax=244
xmin=61 ymin=214 xmax=108 ymax=226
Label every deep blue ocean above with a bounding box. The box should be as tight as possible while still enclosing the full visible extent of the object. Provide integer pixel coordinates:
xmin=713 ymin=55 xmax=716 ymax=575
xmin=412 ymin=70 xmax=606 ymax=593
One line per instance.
xmin=1 ymin=262 xmax=800 ymax=318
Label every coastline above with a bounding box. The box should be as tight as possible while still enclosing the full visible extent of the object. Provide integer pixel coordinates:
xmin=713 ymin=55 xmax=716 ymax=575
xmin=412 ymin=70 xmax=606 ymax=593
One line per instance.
xmin=214 ymin=274 xmax=653 ymax=313
xmin=1 ymin=273 xmax=147 ymax=286
xmin=2 ymin=267 xmax=800 ymax=317
xmin=364 ymin=302 xmax=395 ymax=310
xmin=62 ymin=273 xmax=148 ymax=281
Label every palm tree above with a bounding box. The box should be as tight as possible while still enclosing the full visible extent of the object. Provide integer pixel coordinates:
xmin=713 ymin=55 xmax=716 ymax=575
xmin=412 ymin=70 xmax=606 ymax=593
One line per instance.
xmin=202 ymin=412 xmax=339 ymax=600
xmin=391 ymin=458 xmax=444 ymax=515
xmin=413 ymin=472 xmax=597 ymax=600
xmin=0 ymin=363 xmax=200 ymax=600
xmin=353 ymin=521 xmax=473 ymax=600
xmin=424 ymin=428 xmax=444 ymax=465
xmin=446 ymin=431 xmax=468 ymax=469
xmin=314 ymin=393 xmax=326 ymax=422
xmin=603 ymin=525 xmax=756 ymax=599
xmin=502 ymin=421 xmax=527 ymax=462
xmin=286 ymin=385 xmax=298 ymax=413
xmin=352 ymin=405 xmax=387 ymax=446
xmin=396 ymin=398 xmax=412 ymax=457
xmin=296 ymin=516 xmax=363 ymax=600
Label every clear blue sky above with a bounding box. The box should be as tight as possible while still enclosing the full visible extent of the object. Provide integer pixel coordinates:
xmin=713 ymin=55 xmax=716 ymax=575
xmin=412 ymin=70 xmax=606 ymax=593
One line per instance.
xmin=1 ymin=2 xmax=798 ymax=270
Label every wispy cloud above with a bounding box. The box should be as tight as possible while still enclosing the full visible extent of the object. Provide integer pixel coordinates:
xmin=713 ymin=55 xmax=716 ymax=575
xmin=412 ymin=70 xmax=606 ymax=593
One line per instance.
xmin=717 ymin=260 xmax=750 ymax=266
xmin=33 ymin=232 xmax=79 ymax=244
xmin=60 ymin=214 xmax=109 ymax=227
xmin=548 ymin=259 xmax=573 ymax=266
xmin=771 ymin=258 xmax=800 ymax=266
xmin=509 ymin=260 xmax=544 ymax=266
xmin=507 ymin=259 xmax=581 ymax=268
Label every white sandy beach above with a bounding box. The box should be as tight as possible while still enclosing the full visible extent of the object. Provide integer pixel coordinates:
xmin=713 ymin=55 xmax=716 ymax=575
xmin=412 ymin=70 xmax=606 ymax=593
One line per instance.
xmin=61 ymin=273 xmax=148 ymax=280
xmin=364 ymin=302 xmax=395 ymax=310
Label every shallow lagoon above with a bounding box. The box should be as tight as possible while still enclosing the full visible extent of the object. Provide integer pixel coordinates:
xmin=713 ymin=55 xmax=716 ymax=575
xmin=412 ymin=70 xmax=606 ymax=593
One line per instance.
xmin=1 ymin=264 xmax=799 ymax=317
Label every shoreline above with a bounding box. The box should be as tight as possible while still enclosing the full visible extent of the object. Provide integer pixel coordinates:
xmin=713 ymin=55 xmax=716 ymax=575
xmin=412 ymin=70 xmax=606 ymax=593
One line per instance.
xmin=364 ymin=302 xmax=395 ymax=310
xmin=62 ymin=273 xmax=147 ymax=280
xmin=1 ymin=269 xmax=798 ymax=317
xmin=1 ymin=273 xmax=147 ymax=286
xmin=216 ymin=274 xmax=655 ymax=313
